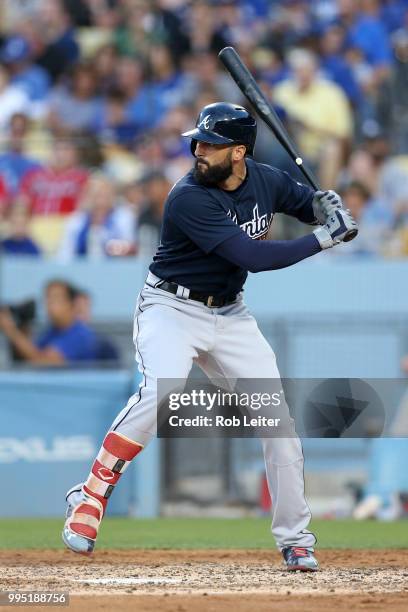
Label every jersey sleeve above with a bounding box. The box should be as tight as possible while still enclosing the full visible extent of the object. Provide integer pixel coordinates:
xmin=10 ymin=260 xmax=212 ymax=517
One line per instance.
xmin=168 ymin=189 xmax=243 ymax=253
xmin=214 ymin=230 xmax=321 ymax=272
xmin=268 ymin=167 xmax=316 ymax=224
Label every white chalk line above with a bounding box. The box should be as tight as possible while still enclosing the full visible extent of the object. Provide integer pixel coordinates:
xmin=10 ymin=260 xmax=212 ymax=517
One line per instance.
xmin=74 ymin=577 xmax=182 ymax=585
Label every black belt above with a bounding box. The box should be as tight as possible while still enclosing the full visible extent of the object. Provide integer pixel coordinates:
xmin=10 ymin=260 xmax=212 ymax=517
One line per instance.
xmin=152 ymin=280 xmax=238 ymax=308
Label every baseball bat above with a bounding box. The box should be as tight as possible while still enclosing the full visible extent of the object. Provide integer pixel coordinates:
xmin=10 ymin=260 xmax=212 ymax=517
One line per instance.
xmin=218 ymin=46 xmax=358 ymax=242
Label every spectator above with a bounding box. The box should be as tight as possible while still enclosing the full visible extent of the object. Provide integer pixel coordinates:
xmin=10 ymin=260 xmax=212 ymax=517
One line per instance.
xmin=79 ymin=0 xmax=120 ymax=29
xmin=0 ymin=64 xmax=30 ymax=132
xmin=18 ymin=137 xmax=88 ymax=215
xmin=0 ymin=113 xmax=41 ymax=198
xmin=0 ymin=35 xmax=50 ymax=116
xmin=59 ymin=174 xmax=136 ymax=259
xmin=148 ymin=43 xmax=187 ymax=113
xmin=47 ymin=62 xmax=101 ymax=133
xmin=63 ymin=0 xmax=93 ymax=27
xmin=251 ymin=46 xmax=289 ymax=88
xmin=35 ymin=0 xmax=80 ymax=82
xmin=332 ymin=181 xmax=392 ymax=256
xmin=339 ymin=0 xmax=393 ymax=74
xmin=0 ymin=174 xmax=9 ymax=216
xmin=390 ymin=28 xmax=408 ymax=153
xmin=346 ymin=129 xmax=408 ymax=217
xmin=268 ymin=0 xmax=315 ymax=48
xmin=132 ymin=131 xmax=167 ymax=173
xmin=381 ymin=0 xmax=408 ymax=34
xmin=0 ymin=204 xmax=41 ymax=256
xmin=73 ymin=288 xmax=120 ymax=363
xmin=0 ymin=279 xmax=98 ymax=365
xmin=273 ymin=48 xmax=353 ymax=187
xmin=345 ymin=128 xmax=390 ymax=195
xmin=92 ymin=44 xmax=118 ymax=95
xmin=137 ymin=170 xmax=170 ymax=255
xmin=93 ymin=85 xmax=140 ymax=148
xmin=1 ymin=0 xmax=42 ymax=28
xmin=115 ymin=0 xmax=189 ymax=61
xmin=319 ymin=23 xmax=362 ymax=109
xmin=114 ymin=0 xmax=154 ymax=58
xmin=152 ymin=105 xmax=195 ymax=181
xmin=115 ymin=56 xmax=162 ymax=137
xmin=186 ymin=0 xmax=230 ymax=54
xmin=182 ymin=50 xmax=242 ymax=105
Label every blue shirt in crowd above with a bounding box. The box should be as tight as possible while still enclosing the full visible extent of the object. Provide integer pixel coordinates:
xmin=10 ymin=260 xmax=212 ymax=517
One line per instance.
xmin=347 ymin=14 xmax=393 ymax=66
xmin=1 ymin=237 xmax=41 ymax=256
xmin=0 ymin=152 xmax=41 ymax=195
xmin=36 ymin=321 xmax=98 ymax=362
xmin=321 ymin=55 xmax=362 ymax=106
xmin=11 ymin=65 xmax=50 ymax=101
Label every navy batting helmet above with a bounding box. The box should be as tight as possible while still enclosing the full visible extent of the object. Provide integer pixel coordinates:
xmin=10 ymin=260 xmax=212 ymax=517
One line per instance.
xmin=182 ymin=102 xmax=257 ymax=156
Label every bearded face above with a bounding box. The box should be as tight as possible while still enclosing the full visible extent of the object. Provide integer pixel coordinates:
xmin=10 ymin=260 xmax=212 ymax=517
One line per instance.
xmin=193 ymin=148 xmax=234 ymax=187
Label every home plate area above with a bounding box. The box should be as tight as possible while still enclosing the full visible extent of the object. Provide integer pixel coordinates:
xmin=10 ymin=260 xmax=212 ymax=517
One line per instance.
xmin=1 ymin=550 xmax=407 ymax=611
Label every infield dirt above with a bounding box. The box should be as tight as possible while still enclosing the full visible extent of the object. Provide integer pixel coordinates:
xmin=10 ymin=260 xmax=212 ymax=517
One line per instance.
xmin=1 ymin=549 xmax=407 ymax=611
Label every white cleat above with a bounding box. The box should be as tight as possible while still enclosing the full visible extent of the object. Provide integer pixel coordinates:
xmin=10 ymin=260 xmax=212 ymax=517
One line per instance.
xmin=62 ymin=486 xmax=103 ymax=555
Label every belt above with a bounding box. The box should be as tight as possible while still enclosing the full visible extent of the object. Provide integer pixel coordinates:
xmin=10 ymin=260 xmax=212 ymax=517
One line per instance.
xmin=150 ymin=279 xmax=238 ymax=308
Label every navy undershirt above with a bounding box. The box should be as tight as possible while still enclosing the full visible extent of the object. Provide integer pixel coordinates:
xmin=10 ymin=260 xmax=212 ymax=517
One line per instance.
xmin=214 ymin=231 xmax=321 ymax=273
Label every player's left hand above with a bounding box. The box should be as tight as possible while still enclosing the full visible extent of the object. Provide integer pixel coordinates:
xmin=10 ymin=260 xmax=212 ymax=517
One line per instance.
xmin=313 ymin=208 xmax=358 ymax=249
xmin=325 ymin=208 xmax=358 ymax=244
xmin=312 ymin=190 xmax=343 ymax=225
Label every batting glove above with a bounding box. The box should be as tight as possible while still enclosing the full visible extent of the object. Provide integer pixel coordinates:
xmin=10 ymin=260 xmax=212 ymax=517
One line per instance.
xmin=312 ymin=190 xmax=343 ymax=225
xmin=313 ymin=208 xmax=358 ymax=249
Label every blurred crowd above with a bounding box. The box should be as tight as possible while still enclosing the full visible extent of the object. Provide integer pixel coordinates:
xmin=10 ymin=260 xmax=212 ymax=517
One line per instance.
xmin=0 ymin=0 xmax=407 ymax=259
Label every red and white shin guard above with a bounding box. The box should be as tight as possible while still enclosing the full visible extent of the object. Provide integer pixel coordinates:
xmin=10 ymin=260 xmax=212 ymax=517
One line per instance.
xmin=69 ymin=432 xmax=143 ymax=543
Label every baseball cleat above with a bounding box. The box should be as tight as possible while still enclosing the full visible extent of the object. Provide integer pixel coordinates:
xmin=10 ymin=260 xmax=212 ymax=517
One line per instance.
xmin=282 ymin=547 xmax=319 ymax=572
xmin=62 ymin=488 xmax=103 ymax=555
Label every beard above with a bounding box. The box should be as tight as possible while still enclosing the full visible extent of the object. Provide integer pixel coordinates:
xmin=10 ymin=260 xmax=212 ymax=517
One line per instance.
xmin=193 ymin=151 xmax=233 ymax=187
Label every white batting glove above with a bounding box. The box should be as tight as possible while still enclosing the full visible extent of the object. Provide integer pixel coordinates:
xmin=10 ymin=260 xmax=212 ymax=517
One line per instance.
xmin=312 ymin=190 xmax=343 ymax=225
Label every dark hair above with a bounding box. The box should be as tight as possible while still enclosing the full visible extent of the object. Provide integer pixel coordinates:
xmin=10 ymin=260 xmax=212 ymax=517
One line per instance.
xmin=73 ymin=287 xmax=90 ymax=299
xmin=45 ymin=279 xmax=78 ymax=302
xmin=343 ymin=181 xmax=371 ymax=201
xmin=106 ymin=84 xmax=127 ymax=103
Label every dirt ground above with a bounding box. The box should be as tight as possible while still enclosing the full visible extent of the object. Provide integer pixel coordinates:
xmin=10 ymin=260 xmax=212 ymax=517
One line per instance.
xmin=1 ymin=549 xmax=407 ymax=611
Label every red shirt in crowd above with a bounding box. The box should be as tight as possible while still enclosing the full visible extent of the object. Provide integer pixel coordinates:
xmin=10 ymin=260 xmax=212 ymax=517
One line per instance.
xmin=19 ymin=167 xmax=89 ymax=215
xmin=0 ymin=175 xmax=8 ymax=212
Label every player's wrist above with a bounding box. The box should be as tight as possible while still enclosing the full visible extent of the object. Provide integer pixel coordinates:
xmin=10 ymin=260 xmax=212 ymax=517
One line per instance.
xmin=313 ymin=226 xmax=334 ymax=250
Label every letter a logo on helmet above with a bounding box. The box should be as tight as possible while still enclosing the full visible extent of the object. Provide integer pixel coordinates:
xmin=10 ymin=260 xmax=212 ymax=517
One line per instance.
xmin=182 ymin=102 xmax=257 ymax=156
xmin=198 ymin=115 xmax=211 ymax=130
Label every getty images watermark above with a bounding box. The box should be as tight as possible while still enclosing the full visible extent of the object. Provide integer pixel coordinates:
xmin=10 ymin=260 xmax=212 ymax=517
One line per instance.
xmin=167 ymin=387 xmax=284 ymax=429
xmin=157 ymin=378 xmax=408 ymax=438
xmin=157 ymin=378 xmax=295 ymax=438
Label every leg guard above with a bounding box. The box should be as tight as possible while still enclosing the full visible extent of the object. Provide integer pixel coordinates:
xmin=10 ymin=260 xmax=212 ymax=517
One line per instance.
xmin=62 ymin=432 xmax=143 ymax=554
xmin=83 ymin=432 xmax=143 ymax=512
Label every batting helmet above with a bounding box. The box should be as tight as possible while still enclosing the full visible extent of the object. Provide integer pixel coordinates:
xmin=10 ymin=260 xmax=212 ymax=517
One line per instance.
xmin=182 ymin=102 xmax=257 ymax=156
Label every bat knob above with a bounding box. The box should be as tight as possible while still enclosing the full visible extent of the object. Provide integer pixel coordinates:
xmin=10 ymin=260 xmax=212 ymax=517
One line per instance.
xmin=343 ymin=228 xmax=359 ymax=242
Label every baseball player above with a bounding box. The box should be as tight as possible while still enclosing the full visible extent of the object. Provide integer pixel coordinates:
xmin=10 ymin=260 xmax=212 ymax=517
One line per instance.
xmin=62 ymin=103 xmax=357 ymax=571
